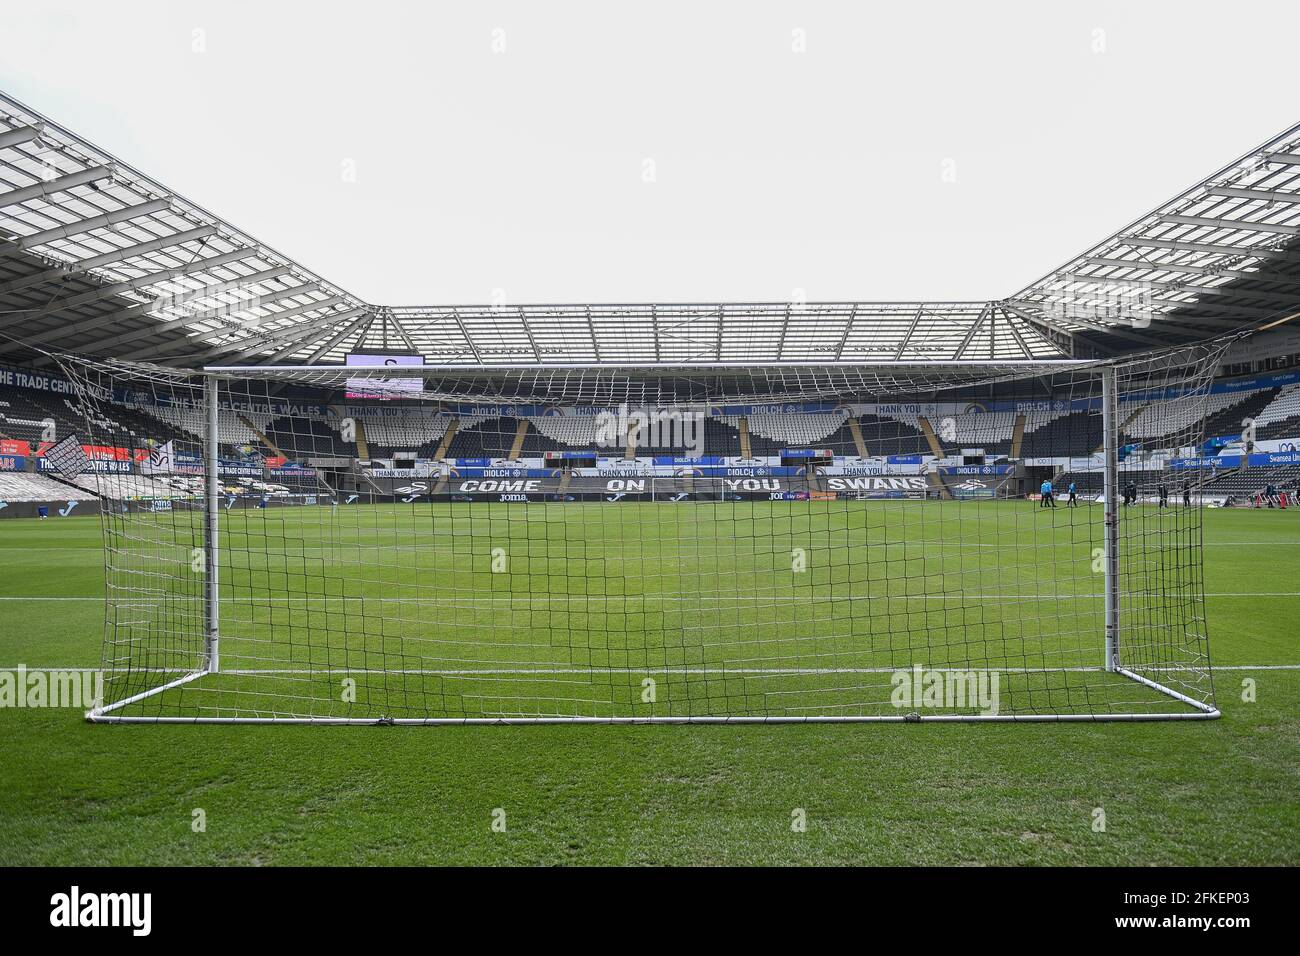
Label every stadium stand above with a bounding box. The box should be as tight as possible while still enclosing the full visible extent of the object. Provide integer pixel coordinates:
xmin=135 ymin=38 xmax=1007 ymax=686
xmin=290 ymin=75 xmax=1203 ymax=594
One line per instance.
xmin=626 ymin=433 xmax=690 ymax=458
xmin=1203 ymin=464 xmax=1300 ymax=500
xmin=515 ymin=423 xmax=556 ymax=458
xmin=0 ymin=390 xmax=74 ymax=445
xmin=7 ymin=369 xmax=1300 ymax=504
xmin=1020 ymin=411 xmax=1103 ymax=459
xmin=1024 ymin=408 xmax=1076 ymax=434
xmin=0 ymin=388 xmax=183 ymax=451
xmin=739 ymin=413 xmax=849 ymax=445
xmin=1255 ymin=385 xmax=1300 ymax=440
xmin=813 ymin=419 xmax=862 ymax=455
xmin=526 ymin=416 xmax=598 ymax=448
xmin=883 ymin=410 xmax=1019 ymax=446
xmin=0 ymin=472 xmax=89 ymax=501
xmin=266 ymin=416 xmax=352 ymax=458
xmin=442 ymin=417 xmax=516 ymax=459
xmin=1122 ymin=389 xmax=1262 ymax=441
xmin=702 ymin=417 xmax=743 ymax=457
xmin=1201 ymin=389 xmax=1280 ymax=442
xmin=1050 ymin=470 xmax=1103 ymax=496
xmin=130 ymin=399 xmax=271 ymax=446
xmin=155 ymin=475 xmax=205 ymax=496
xmin=1051 ymin=462 xmax=1300 ymax=505
xmin=874 ymin=409 xmax=1058 ymax=442
xmin=65 ymin=473 xmax=176 ymax=498
xmin=853 ymin=414 xmax=930 ymax=457
xmin=349 ymin=410 xmax=453 ymax=451
xmin=0 ymin=411 xmax=48 ymax=446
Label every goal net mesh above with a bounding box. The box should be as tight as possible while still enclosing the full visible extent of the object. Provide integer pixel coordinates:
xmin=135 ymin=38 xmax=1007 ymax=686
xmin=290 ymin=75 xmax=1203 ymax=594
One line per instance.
xmin=61 ymin=347 xmax=1222 ymax=722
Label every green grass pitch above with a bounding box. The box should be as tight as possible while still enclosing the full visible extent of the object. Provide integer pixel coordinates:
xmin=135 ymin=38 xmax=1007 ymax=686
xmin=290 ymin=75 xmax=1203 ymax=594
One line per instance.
xmin=0 ymin=503 xmax=1297 ymax=864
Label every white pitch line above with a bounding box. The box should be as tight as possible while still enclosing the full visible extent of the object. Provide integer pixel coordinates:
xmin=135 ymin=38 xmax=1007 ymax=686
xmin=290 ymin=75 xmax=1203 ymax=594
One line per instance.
xmin=217 ymin=664 xmax=1299 ymax=675
xmin=2 ymin=592 xmax=1300 ymax=602
xmin=4 ymin=539 xmax=1300 ymax=553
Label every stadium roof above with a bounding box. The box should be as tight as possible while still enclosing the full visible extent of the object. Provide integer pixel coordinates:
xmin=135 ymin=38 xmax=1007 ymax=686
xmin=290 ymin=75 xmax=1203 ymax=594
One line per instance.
xmin=1 ymin=88 xmax=1298 ymax=369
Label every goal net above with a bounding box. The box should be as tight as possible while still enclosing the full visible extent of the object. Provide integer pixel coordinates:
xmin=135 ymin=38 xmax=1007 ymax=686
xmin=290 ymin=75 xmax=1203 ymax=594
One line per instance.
xmin=62 ymin=348 xmax=1221 ymax=723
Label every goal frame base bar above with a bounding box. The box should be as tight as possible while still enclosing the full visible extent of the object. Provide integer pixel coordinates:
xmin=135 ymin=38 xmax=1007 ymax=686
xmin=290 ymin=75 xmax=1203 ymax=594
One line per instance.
xmin=84 ymin=666 xmax=1220 ymax=725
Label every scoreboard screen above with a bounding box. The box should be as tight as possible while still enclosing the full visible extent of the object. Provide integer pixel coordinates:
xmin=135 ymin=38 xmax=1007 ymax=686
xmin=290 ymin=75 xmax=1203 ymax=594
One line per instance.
xmin=345 ymin=352 xmax=425 ymax=399
xmin=545 ymin=450 xmax=598 ymax=468
xmin=780 ymin=448 xmax=833 ymax=467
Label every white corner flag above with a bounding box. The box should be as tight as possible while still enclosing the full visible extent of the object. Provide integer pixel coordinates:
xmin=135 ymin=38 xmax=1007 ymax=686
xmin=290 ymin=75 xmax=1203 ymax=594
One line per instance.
xmin=142 ymin=440 xmax=174 ymax=475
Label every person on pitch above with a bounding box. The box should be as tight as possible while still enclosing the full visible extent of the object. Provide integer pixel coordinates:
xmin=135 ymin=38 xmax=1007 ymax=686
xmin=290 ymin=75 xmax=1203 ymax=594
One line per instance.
xmin=1039 ymin=477 xmax=1054 ymax=508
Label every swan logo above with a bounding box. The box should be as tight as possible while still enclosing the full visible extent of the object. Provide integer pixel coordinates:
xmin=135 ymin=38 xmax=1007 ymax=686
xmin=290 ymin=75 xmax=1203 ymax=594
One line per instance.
xmin=142 ymin=440 xmax=174 ymax=475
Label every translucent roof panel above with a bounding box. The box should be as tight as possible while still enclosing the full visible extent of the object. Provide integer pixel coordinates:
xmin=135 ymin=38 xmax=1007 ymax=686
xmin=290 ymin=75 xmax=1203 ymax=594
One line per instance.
xmin=2 ymin=87 xmax=1297 ymax=369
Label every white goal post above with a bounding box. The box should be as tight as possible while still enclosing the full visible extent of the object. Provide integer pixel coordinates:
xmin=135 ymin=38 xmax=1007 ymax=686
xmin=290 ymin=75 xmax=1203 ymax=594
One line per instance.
xmin=63 ymin=351 xmax=1220 ymax=723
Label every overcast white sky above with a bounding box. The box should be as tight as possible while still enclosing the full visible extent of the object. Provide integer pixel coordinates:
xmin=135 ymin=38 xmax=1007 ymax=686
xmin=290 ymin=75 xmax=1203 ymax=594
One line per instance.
xmin=1 ymin=1 xmax=1297 ymax=306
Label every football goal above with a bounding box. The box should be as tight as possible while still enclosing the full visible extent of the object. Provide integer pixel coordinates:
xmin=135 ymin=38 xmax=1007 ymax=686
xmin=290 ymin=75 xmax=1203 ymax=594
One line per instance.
xmin=63 ymin=349 xmax=1220 ymax=723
